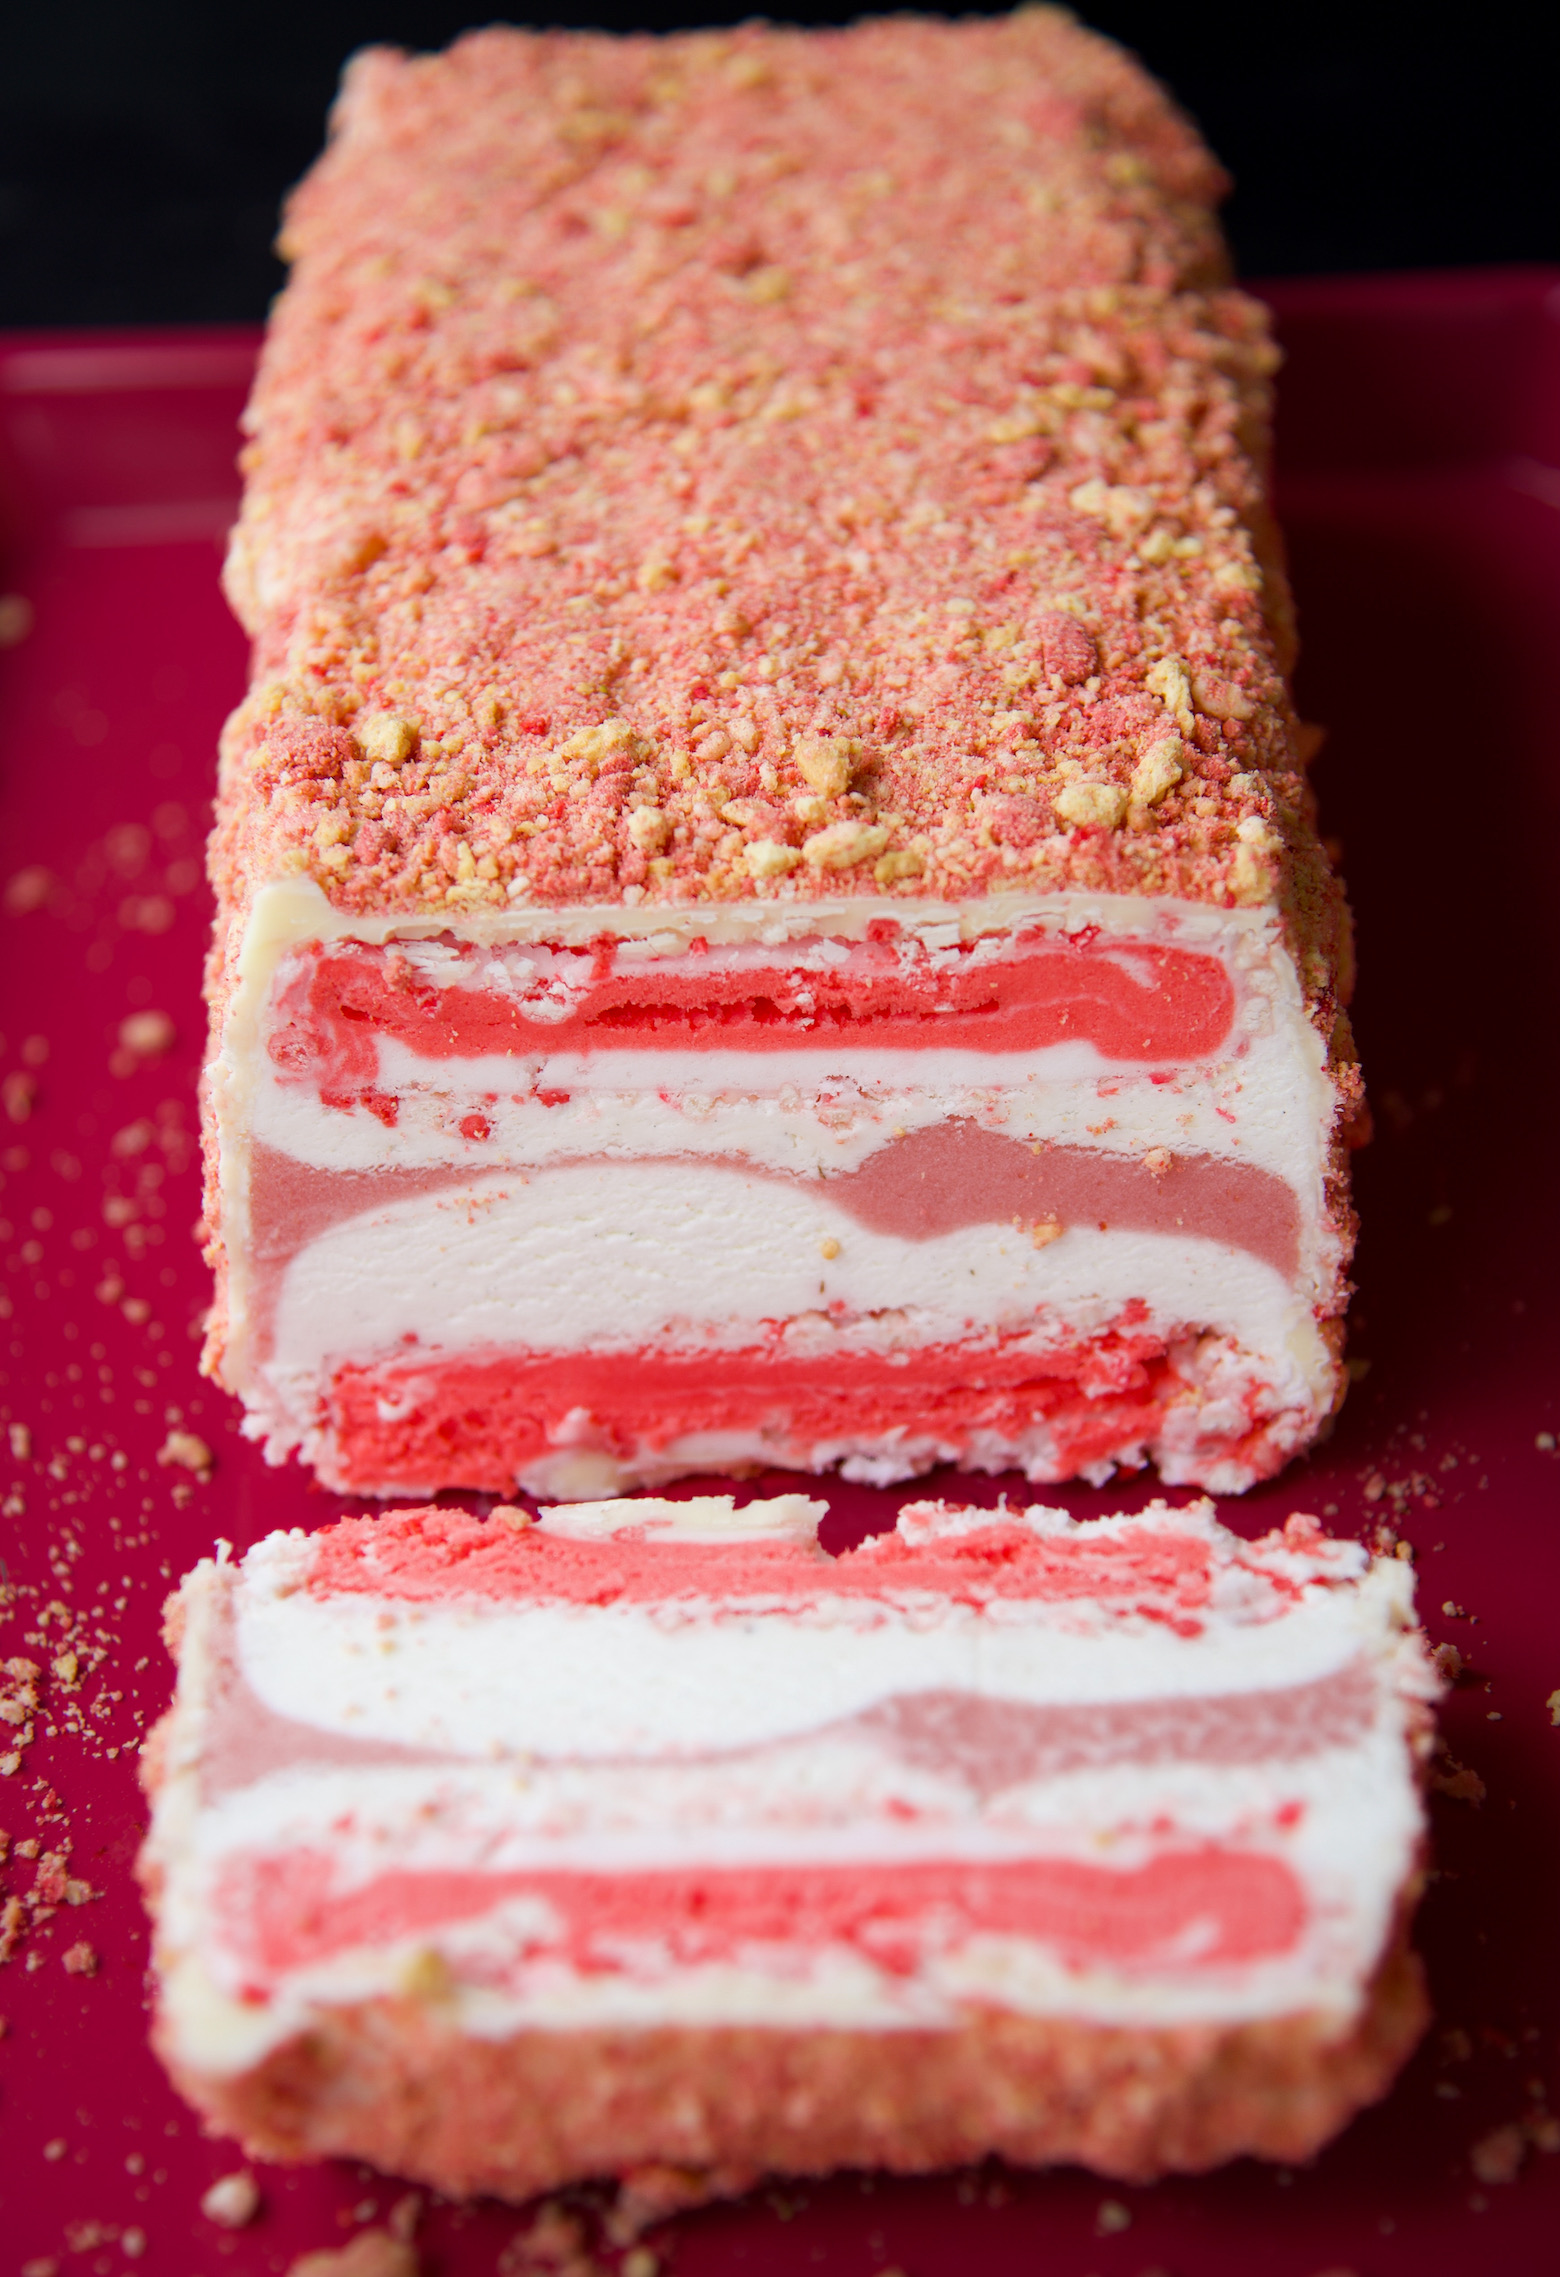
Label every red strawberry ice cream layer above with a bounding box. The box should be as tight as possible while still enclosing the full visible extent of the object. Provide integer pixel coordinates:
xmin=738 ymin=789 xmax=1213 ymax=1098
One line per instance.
xmin=267 ymin=936 xmax=1236 ymax=1086
xmin=306 ymin=1502 xmax=1227 ymax=1614
xmin=317 ymin=1329 xmax=1300 ymax=1499
xmin=221 ymin=1847 xmax=1306 ymax=1984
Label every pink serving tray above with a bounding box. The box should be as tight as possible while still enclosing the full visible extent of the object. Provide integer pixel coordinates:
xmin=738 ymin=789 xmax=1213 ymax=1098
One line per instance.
xmin=2 ymin=268 xmax=1560 ymax=2277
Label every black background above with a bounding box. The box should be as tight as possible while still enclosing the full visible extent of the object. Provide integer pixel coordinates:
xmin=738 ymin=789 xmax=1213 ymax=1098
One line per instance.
xmin=1 ymin=0 xmax=1557 ymax=328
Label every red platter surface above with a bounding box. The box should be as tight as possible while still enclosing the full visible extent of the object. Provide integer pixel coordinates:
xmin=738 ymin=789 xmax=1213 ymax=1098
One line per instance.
xmin=2 ymin=267 xmax=1559 ymax=2275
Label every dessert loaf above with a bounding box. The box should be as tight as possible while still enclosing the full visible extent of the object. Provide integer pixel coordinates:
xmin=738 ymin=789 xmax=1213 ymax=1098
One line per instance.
xmin=139 ymin=1495 xmax=1434 ymax=2199
xmin=205 ymin=15 xmax=1361 ymax=1498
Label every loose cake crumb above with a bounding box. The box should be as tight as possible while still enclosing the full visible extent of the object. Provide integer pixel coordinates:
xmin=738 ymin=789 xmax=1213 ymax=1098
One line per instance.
xmin=1055 ymin=782 xmax=1127 ymax=831
xmin=803 ymin=821 xmax=889 ymax=872
xmin=498 ymin=2203 xmax=598 ymax=2273
xmin=201 ymin=2170 xmax=262 ymax=2227
xmin=1129 ymin=737 xmax=1184 ymax=809
xmin=1470 ymin=2124 xmax=1527 ymax=2186
xmin=288 ymin=2232 xmax=418 ymax=2277
xmin=3 ymin=1071 xmax=37 ymax=1124
xmin=386 ymin=2194 xmax=422 ymax=2244
xmin=0 ymin=593 xmax=34 ymax=646
xmin=64 ymin=2232 xmax=120 ymax=2260
xmin=155 ymin=1429 xmax=212 ymax=1477
xmin=745 ymin=839 xmax=800 ymax=880
xmin=117 ymin=1011 xmax=175 ymax=1059
xmin=5 ymin=865 xmax=53 ymax=914
xmin=1429 ymin=1760 xmax=1486 ymax=1806
xmin=357 ymin=714 xmax=419 ymax=766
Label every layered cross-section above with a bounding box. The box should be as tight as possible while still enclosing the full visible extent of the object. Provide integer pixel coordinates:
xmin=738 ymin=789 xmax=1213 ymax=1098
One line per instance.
xmin=139 ymin=1495 xmax=1435 ymax=2199
xmin=204 ymin=16 xmax=1363 ymax=1498
xmin=221 ymin=880 xmax=1350 ymax=1497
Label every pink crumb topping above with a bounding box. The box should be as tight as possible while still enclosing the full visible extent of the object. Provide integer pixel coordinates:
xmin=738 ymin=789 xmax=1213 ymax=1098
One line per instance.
xmin=314 ymin=1331 xmax=1309 ymax=1505
xmin=209 ymin=14 xmax=1347 ymax=962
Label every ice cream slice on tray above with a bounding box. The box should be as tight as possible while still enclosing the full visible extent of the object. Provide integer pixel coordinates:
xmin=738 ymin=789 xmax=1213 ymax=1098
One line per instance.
xmin=139 ymin=1494 xmax=1436 ymax=2200
xmin=203 ymin=15 xmax=1363 ymax=1497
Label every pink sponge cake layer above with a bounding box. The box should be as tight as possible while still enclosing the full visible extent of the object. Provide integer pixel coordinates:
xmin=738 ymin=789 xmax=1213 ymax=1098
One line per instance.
xmin=139 ymin=1495 xmax=1436 ymax=2200
xmin=203 ymin=16 xmax=1363 ymax=1500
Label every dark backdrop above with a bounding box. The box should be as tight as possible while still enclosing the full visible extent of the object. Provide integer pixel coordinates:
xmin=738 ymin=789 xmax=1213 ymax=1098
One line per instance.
xmin=2 ymin=0 xmax=1556 ymax=327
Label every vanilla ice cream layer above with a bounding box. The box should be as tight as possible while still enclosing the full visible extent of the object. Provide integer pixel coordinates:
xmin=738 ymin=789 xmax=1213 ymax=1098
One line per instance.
xmin=249 ymin=1024 xmax=1327 ymax=1190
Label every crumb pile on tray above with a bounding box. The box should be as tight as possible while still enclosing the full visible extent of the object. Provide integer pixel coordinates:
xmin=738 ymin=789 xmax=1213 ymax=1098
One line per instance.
xmin=204 ymin=13 xmax=1362 ymax=1500
xmin=138 ymin=1494 xmax=1435 ymax=2199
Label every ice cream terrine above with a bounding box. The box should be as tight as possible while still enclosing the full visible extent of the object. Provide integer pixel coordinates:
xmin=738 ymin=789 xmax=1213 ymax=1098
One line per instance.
xmin=204 ymin=15 xmax=1363 ymax=1498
